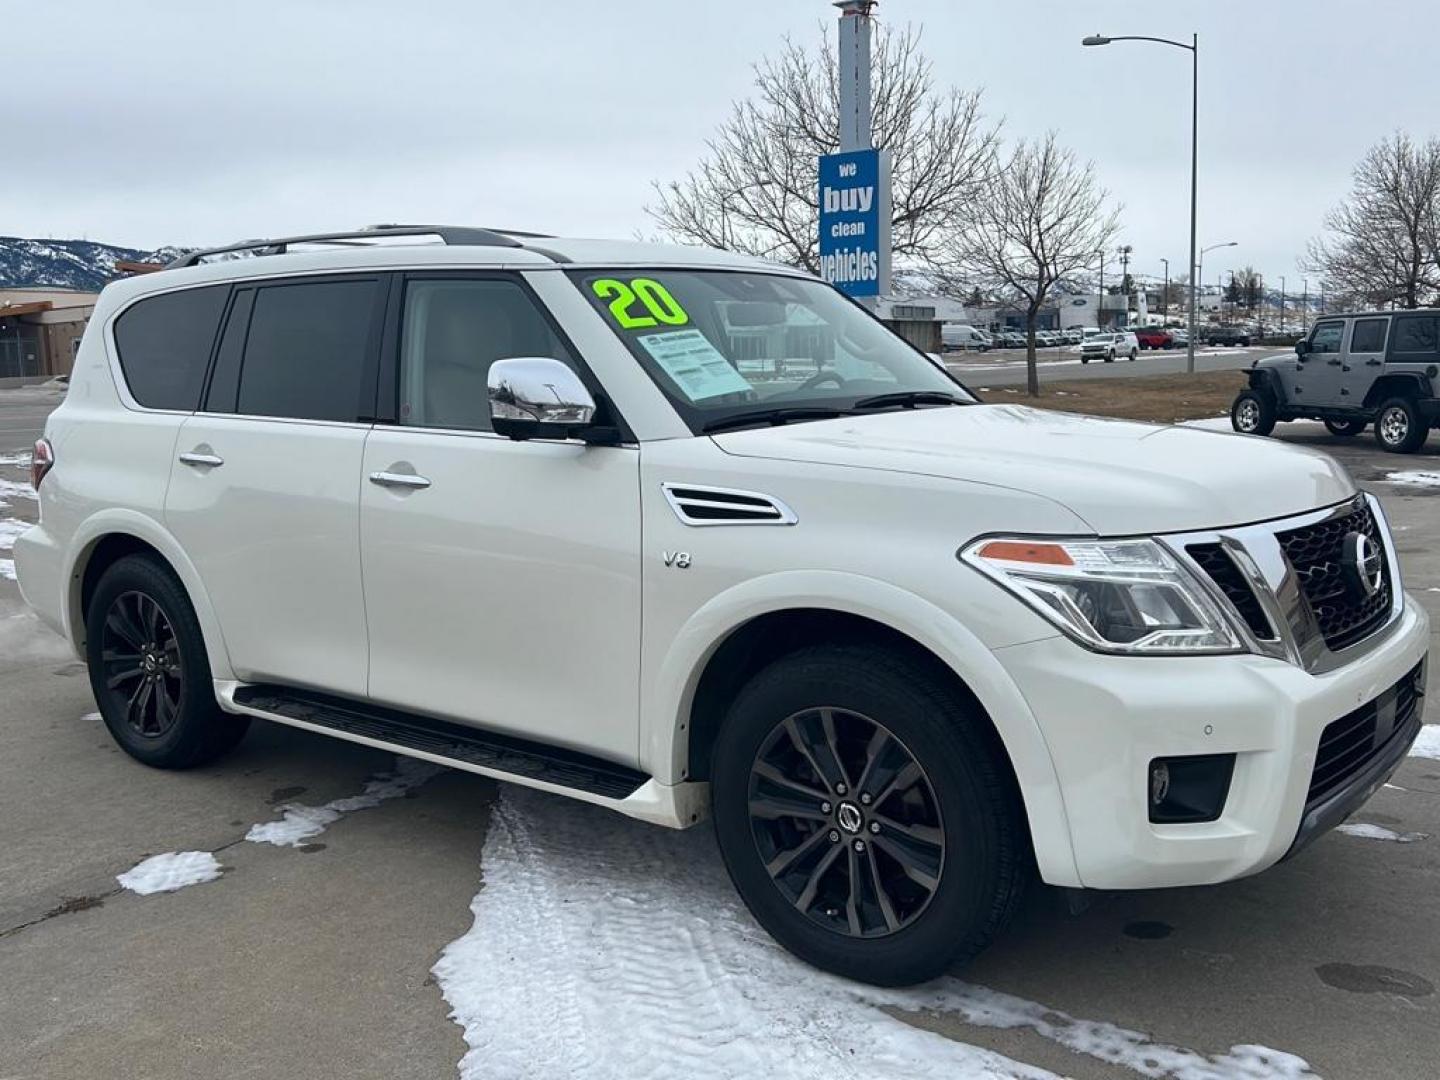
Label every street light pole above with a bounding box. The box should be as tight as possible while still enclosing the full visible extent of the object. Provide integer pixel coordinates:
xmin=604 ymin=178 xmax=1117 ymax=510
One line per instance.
xmin=1160 ymin=257 xmax=1169 ymax=319
xmin=1083 ymin=31 xmax=1199 ymax=370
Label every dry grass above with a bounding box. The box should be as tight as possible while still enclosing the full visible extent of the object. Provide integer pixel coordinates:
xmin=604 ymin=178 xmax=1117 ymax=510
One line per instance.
xmin=973 ymin=370 xmax=1247 ymax=424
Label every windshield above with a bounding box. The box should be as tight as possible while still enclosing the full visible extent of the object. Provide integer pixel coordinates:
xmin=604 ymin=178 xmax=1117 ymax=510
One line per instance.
xmin=568 ymin=269 xmax=973 ymax=432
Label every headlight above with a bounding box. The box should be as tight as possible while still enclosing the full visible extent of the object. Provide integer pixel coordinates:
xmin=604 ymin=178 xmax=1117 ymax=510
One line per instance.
xmin=961 ymin=537 xmax=1243 ymax=655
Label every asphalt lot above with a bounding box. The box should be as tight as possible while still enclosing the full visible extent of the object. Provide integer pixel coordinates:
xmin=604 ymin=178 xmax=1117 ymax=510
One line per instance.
xmin=3 ymin=385 xmax=1439 ymax=1079
xmin=945 ymin=343 xmax=1270 ymax=388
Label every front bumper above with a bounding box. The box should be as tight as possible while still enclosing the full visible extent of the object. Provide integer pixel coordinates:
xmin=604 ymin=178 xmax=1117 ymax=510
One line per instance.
xmin=994 ymin=593 xmax=1429 ymax=890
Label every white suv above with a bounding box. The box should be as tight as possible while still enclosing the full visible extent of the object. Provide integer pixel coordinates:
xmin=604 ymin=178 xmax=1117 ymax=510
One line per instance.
xmin=15 ymin=226 xmax=1429 ymax=986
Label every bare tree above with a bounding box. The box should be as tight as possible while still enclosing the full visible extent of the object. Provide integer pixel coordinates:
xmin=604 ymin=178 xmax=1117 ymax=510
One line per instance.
xmin=933 ymin=134 xmax=1120 ymax=396
xmin=1304 ymin=133 xmax=1440 ymax=309
xmin=647 ymin=24 xmax=1000 ymax=272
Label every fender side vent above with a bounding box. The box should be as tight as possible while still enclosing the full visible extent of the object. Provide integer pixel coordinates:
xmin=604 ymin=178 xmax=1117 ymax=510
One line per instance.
xmin=662 ymin=483 xmax=797 ymax=526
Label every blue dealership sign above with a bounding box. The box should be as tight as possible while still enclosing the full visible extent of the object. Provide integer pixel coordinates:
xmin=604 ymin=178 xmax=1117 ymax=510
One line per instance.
xmin=818 ymin=148 xmax=891 ymax=298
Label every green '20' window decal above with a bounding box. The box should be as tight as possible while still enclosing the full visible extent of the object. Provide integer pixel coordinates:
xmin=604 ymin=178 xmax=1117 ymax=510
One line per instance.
xmin=591 ymin=277 xmax=690 ymax=329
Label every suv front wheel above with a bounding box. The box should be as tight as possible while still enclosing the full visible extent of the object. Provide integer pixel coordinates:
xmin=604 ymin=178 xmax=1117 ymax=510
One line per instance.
xmin=1374 ymin=397 xmax=1428 ymax=454
xmin=1231 ymin=388 xmax=1277 ymax=436
xmin=711 ymin=645 xmax=1028 ymax=986
xmin=85 ymin=554 xmax=250 ymax=768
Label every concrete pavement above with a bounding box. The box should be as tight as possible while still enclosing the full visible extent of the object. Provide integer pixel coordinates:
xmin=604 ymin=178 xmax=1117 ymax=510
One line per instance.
xmin=3 ymin=388 xmax=1440 ymax=1078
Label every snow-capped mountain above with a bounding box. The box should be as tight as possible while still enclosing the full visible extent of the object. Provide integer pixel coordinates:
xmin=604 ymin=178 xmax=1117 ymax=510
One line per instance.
xmin=0 ymin=237 xmax=188 ymax=291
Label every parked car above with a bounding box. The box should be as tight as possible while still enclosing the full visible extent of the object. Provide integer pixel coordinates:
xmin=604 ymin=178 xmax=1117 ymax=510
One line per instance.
xmin=1206 ymin=326 xmax=1252 ymax=347
xmin=1169 ymin=327 xmax=1190 ymax=347
xmin=17 ymin=226 xmax=1429 ymax=989
xmin=997 ymin=330 xmax=1026 ymax=348
xmin=1079 ymin=330 xmax=1140 ymax=363
xmin=1062 ymin=328 xmax=1084 ymax=345
xmin=1134 ymin=327 xmax=1174 ymax=350
xmin=1232 ymin=308 xmax=1440 ymax=453
xmin=941 ymin=323 xmax=991 ymax=352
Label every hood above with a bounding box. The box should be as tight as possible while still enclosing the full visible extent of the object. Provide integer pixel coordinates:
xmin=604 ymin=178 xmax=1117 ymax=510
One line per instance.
xmin=712 ymin=404 xmax=1354 ymax=535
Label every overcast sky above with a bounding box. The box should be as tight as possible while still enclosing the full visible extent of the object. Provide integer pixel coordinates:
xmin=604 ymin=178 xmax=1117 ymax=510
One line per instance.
xmin=10 ymin=0 xmax=1437 ymax=295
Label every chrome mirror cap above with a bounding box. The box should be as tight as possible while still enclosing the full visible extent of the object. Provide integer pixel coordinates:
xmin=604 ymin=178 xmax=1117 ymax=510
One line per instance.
xmin=488 ymin=357 xmax=597 ymax=431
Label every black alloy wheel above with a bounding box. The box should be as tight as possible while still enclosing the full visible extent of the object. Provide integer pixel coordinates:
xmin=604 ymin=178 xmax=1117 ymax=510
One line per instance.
xmin=748 ymin=707 xmax=943 ymax=939
xmin=100 ymin=590 xmax=183 ymax=738
xmin=86 ymin=554 xmax=250 ymax=768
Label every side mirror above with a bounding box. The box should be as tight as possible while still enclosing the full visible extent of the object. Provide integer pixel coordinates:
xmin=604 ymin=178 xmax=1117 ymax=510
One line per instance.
xmin=1295 ymin=339 xmax=1310 ymax=359
xmin=488 ymin=357 xmax=597 ymax=440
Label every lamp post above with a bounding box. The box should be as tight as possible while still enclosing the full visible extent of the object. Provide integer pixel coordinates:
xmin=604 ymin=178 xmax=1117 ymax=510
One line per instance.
xmin=1160 ymin=257 xmax=1169 ymax=320
xmin=1095 ymin=249 xmax=1107 ymax=329
xmin=1083 ymin=31 xmax=1198 ymax=370
xmin=1196 ymin=240 xmax=1237 ymax=329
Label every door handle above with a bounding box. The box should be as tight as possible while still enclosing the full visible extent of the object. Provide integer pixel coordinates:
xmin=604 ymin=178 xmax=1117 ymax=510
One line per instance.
xmin=1366 ymin=359 xmax=1382 ymax=366
xmin=369 ymin=471 xmax=431 ymax=490
xmin=178 ymin=451 xmax=224 ymax=468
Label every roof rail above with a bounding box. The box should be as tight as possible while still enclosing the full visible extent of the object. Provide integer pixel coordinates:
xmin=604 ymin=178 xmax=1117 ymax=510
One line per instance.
xmin=165 ymin=224 xmax=524 ymax=269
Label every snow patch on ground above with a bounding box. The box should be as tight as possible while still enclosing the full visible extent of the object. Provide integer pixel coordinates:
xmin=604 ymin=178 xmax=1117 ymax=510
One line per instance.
xmin=0 ymin=452 xmax=30 ymax=467
xmin=1336 ymin=823 xmax=1428 ymax=843
xmin=246 ymin=756 xmax=442 ymax=847
xmin=434 ymin=786 xmax=1315 ymax=1080
xmin=0 ymin=605 xmax=73 ymax=661
xmin=1410 ymin=724 xmax=1440 ymax=761
xmin=0 ymin=560 xmax=14 ymax=581
xmin=117 ymin=851 xmax=223 ymax=894
xmin=0 ymin=477 xmax=36 ymax=506
xmin=0 ymin=517 xmax=31 ymax=551
xmin=1383 ymin=471 xmax=1440 ymax=487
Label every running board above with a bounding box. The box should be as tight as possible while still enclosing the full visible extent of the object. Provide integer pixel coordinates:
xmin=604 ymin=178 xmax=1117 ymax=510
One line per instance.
xmin=229 ymin=683 xmax=648 ymax=799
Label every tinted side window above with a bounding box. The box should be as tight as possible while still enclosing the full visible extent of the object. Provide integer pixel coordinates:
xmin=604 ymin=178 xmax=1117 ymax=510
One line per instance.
xmin=1390 ymin=316 xmax=1438 ymax=356
xmin=1349 ymin=318 xmax=1388 ymax=353
xmin=398 ymin=277 xmax=576 ymax=432
xmin=1310 ymin=322 xmax=1344 ymax=354
xmin=237 ymin=279 xmax=378 ymax=422
xmin=113 ymin=285 xmax=228 ymax=410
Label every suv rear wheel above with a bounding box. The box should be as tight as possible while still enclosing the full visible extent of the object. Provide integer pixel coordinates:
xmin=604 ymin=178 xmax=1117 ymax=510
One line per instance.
xmin=1374 ymin=397 xmax=1428 ymax=454
xmin=711 ymin=645 xmax=1027 ymax=986
xmin=85 ymin=554 xmax=249 ymax=768
xmin=1231 ymin=388 xmax=1277 ymax=436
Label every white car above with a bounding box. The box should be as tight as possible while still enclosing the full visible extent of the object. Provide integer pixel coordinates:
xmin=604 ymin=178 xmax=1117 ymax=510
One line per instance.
xmin=1079 ymin=330 xmax=1139 ymax=363
xmin=15 ymin=226 xmax=1428 ymax=987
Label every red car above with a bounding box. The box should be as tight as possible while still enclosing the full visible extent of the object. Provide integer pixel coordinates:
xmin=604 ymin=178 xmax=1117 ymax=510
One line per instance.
xmin=1133 ymin=327 xmax=1175 ymax=350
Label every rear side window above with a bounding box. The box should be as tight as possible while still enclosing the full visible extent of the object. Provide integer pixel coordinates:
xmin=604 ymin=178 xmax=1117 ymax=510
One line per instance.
xmin=112 ymin=285 xmax=228 ymax=410
xmin=1349 ymin=318 xmax=1388 ymax=353
xmin=236 ymin=279 xmax=378 ymax=422
xmin=1390 ymin=315 xmax=1438 ymax=356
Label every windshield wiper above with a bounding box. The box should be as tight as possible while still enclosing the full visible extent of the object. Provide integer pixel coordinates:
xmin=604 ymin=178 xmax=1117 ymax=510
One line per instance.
xmin=850 ymin=390 xmax=969 ymax=411
xmin=701 ymin=407 xmax=849 ymax=434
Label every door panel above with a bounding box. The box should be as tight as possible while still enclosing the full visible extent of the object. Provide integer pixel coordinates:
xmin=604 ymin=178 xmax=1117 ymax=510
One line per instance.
xmin=1341 ymin=316 xmax=1389 ymax=403
xmin=1294 ymin=320 xmax=1347 ymax=406
xmin=165 ymin=415 xmax=370 ymax=693
xmin=359 ymin=429 xmax=642 ymax=762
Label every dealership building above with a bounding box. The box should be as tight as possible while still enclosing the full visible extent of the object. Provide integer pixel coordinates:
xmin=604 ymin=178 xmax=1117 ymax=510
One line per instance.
xmin=0 ymin=288 xmax=100 ymax=383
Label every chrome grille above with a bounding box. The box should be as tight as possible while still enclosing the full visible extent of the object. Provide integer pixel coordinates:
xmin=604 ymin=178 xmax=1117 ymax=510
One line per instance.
xmin=1186 ymin=543 xmax=1274 ymax=639
xmin=1276 ymin=499 xmax=1392 ymax=652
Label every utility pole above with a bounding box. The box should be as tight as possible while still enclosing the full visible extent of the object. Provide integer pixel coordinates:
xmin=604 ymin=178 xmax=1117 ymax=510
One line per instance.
xmin=1097 ymin=250 xmax=1107 ymax=329
xmin=835 ymin=1 xmax=874 ymax=152
xmin=1280 ymin=275 xmax=1286 ymax=333
xmin=1257 ymin=273 xmax=1264 ymax=337
xmin=1302 ymin=277 xmax=1308 ymax=332
xmin=1160 ymin=257 xmax=1169 ymax=319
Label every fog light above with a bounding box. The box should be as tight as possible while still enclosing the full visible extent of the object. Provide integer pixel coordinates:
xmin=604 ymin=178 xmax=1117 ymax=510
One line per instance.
xmin=1148 ymin=754 xmax=1235 ymax=824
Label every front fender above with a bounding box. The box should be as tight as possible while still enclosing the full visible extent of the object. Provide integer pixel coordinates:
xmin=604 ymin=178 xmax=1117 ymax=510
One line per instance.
xmin=62 ymin=509 xmax=235 ymax=680
xmin=1247 ymin=365 xmax=1287 ymax=403
xmin=643 ymin=569 xmax=1083 ymax=888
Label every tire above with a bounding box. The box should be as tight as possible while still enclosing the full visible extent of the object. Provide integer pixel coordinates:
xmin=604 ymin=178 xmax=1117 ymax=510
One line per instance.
xmin=1129 ymin=349 xmax=1138 ymax=361
xmin=1374 ymin=397 xmax=1428 ymax=454
xmin=711 ymin=645 xmax=1028 ymax=987
xmin=1231 ymin=388 xmax=1277 ymax=436
xmin=1324 ymin=418 xmax=1367 ymax=437
xmin=1105 ymin=349 xmax=1115 ymax=363
xmin=85 ymin=554 xmax=250 ymax=769
xmin=1080 ymin=356 xmax=1090 ymax=365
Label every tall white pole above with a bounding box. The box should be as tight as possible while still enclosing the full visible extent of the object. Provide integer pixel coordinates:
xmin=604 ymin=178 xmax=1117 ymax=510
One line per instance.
xmin=1185 ymin=34 xmax=1198 ymax=374
xmin=835 ymin=2 xmax=873 ymax=152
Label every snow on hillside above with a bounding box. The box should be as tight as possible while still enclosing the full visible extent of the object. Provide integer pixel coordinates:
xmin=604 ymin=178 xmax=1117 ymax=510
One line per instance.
xmin=0 ymin=237 xmax=189 ymax=291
